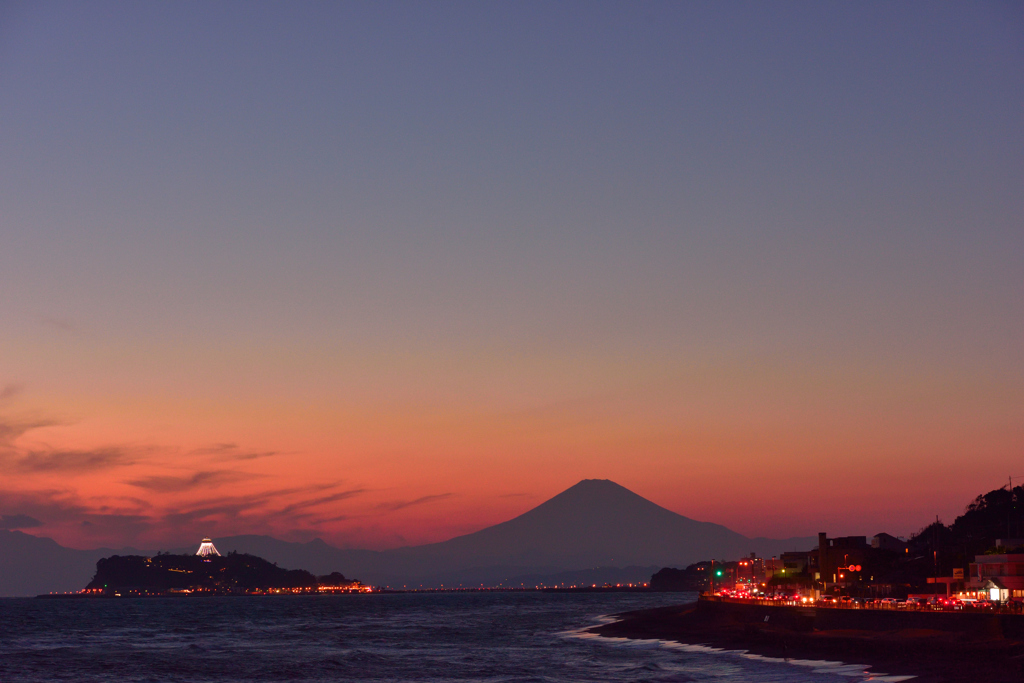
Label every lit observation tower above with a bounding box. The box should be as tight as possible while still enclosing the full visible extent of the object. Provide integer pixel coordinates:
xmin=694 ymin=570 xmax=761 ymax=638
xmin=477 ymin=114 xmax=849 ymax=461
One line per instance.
xmin=196 ymin=538 xmax=221 ymax=557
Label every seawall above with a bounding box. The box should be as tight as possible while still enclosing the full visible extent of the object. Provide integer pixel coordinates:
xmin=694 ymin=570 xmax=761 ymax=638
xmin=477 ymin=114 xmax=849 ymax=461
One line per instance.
xmin=697 ymin=597 xmax=1024 ymax=637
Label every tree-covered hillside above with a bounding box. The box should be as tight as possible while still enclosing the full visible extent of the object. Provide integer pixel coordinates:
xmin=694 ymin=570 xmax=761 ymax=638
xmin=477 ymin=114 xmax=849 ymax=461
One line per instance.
xmin=86 ymin=552 xmax=320 ymax=592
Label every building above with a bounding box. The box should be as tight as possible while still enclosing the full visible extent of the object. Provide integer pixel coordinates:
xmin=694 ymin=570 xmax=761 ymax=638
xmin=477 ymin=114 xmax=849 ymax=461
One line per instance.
xmin=871 ymin=533 xmax=908 ymax=554
xmin=966 ymin=553 xmax=1024 ymax=601
xmin=196 ymin=538 xmax=221 ymax=557
xmin=818 ymin=533 xmax=871 ymax=588
xmin=735 ymin=554 xmax=765 ymax=590
xmin=780 ymin=550 xmax=815 ymax=575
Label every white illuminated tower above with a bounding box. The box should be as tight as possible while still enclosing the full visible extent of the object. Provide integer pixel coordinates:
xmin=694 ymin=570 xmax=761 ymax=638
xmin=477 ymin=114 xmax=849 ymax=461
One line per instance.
xmin=196 ymin=537 xmax=221 ymax=557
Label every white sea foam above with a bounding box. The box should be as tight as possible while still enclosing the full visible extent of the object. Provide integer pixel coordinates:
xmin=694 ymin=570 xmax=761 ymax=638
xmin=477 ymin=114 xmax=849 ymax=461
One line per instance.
xmin=571 ymin=617 xmax=918 ymax=682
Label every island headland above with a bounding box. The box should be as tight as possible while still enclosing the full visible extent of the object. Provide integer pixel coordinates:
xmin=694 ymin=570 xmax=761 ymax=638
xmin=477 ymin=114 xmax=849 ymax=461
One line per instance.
xmin=43 ymin=537 xmax=370 ymax=597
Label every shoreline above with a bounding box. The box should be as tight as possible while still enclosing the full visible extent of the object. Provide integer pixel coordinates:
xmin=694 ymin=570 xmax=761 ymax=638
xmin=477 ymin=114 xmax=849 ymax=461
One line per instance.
xmin=587 ymin=600 xmax=1024 ymax=683
xmin=31 ymin=585 xmax=650 ymax=599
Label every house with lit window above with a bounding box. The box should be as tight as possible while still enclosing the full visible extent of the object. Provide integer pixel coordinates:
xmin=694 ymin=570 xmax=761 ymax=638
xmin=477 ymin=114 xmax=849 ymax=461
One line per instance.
xmin=967 ymin=553 xmax=1024 ymax=601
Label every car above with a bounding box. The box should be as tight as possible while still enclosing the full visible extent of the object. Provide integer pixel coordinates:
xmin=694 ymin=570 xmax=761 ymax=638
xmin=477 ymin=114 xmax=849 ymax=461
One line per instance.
xmin=944 ymin=598 xmax=964 ymax=610
xmin=818 ymin=595 xmax=838 ymax=606
xmin=879 ymin=598 xmax=898 ymax=608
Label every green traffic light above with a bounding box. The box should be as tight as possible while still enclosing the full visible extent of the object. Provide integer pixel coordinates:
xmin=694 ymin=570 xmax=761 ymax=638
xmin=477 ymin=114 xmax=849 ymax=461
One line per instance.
xmin=716 ymin=570 xmax=722 ymax=576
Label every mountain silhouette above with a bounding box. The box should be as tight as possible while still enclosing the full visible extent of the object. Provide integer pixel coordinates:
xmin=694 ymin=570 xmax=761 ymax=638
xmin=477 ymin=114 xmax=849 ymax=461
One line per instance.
xmin=0 ymin=479 xmax=815 ymax=594
xmin=173 ymin=480 xmax=814 ymax=587
xmin=376 ymin=479 xmax=812 ymax=583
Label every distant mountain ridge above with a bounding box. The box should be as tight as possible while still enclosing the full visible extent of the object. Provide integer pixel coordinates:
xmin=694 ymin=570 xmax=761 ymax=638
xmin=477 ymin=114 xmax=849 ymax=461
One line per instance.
xmin=0 ymin=479 xmax=815 ymax=595
xmin=0 ymin=530 xmax=147 ymax=597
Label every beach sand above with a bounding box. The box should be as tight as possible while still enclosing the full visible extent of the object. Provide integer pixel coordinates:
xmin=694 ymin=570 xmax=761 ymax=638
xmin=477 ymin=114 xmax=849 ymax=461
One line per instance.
xmin=588 ymin=602 xmax=1024 ymax=683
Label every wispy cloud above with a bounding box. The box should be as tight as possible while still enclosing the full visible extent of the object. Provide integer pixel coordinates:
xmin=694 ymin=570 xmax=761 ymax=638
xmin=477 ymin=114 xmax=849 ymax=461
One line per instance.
xmin=0 ymin=406 xmax=140 ymax=476
xmin=160 ymin=482 xmax=348 ymax=529
xmin=279 ymin=489 xmax=367 ymax=515
xmin=190 ymin=443 xmax=239 ymax=455
xmin=377 ymin=493 xmax=454 ymax=512
xmin=14 ymin=447 xmax=138 ymax=473
xmin=0 ymin=482 xmax=352 ymax=544
xmin=0 ymin=488 xmax=153 ymax=542
xmin=313 ymin=513 xmax=351 ymax=524
xmin=0 ymin=401 xmax=370 ymax=545
xmin=0 ymin=416 xmax=57 ymax=449
xmin=0 ymin=513 xmax=42 ymax=529
xmin=0 ymin=470 xmax=367 ymax=545
xmin=0 ymin=489 xmax=90 ymax=522
xmin=0 ymin=383 xmax=24 ymax=401
xmin=190 ymin=442 xmax=281 ymax=461
xmin=126 ymin=470 xmax=263 ymax=493
xmin=229 ymin=450 xmax=280 ymax=461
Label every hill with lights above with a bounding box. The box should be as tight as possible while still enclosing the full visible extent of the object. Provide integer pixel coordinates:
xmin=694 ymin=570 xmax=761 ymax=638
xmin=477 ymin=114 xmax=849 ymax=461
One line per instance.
xmin=83 ymin=552 xmax=363 ymax=595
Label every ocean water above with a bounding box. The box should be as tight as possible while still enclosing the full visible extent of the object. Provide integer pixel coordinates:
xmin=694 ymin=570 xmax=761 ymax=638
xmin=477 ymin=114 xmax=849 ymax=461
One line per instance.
xmin=0 ymin=592 xmax=910 ymax=682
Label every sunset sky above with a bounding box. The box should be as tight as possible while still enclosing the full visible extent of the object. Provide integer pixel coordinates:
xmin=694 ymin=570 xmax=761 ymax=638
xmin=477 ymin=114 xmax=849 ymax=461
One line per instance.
xmin=1 ymin=1 xmax=1021 ymax=551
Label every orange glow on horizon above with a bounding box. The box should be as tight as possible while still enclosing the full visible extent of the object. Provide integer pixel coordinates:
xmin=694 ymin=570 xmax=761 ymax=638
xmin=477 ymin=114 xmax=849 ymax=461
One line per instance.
xmin=2 ymin=353 xmax=1020 ymax=551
